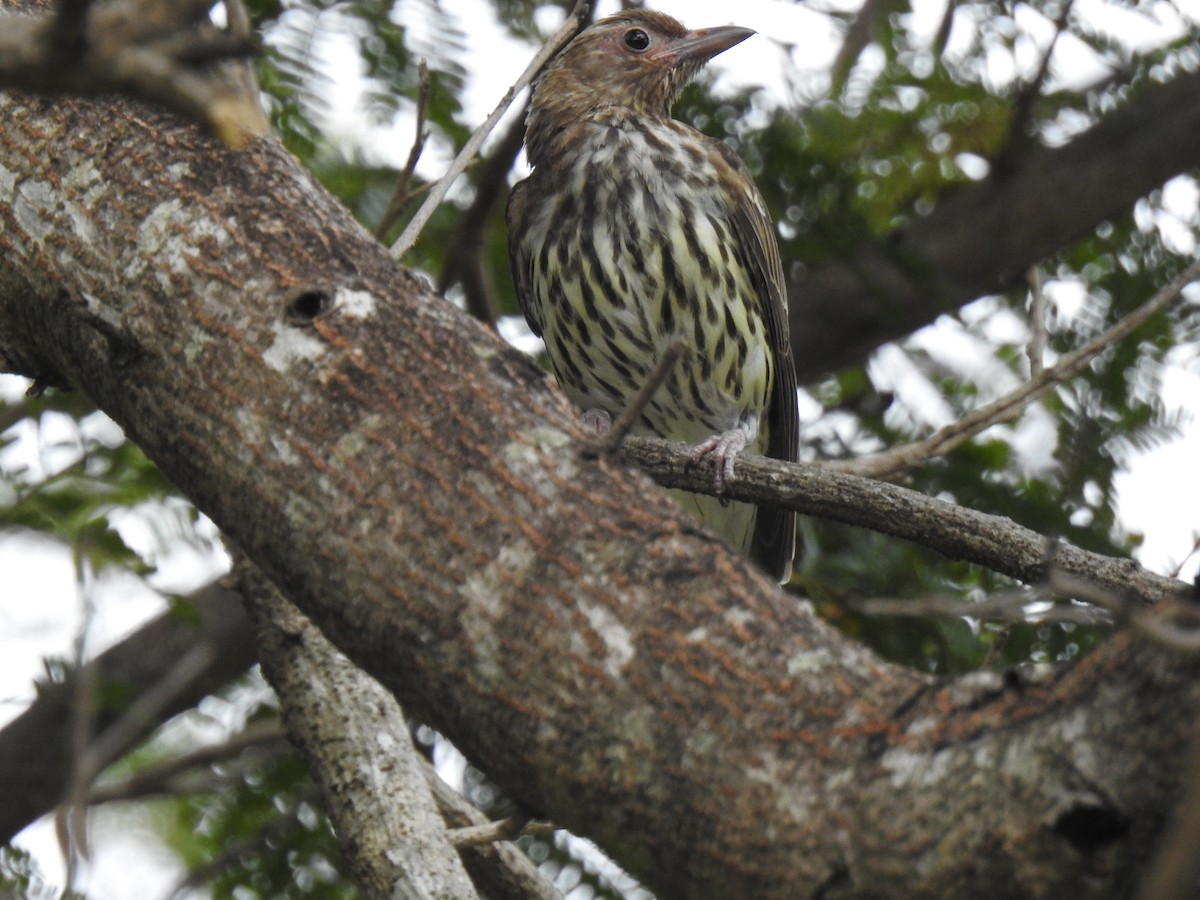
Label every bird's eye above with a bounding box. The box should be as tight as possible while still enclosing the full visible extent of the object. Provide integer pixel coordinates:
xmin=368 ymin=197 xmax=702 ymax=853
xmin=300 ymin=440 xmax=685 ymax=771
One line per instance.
xmin=623 ymin=28 xmax=651 ymax=52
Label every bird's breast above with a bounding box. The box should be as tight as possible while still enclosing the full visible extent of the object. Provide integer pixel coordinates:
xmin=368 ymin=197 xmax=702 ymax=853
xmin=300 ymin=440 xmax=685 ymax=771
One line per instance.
xmin=519 ymin=117 xmax=772 ymax=445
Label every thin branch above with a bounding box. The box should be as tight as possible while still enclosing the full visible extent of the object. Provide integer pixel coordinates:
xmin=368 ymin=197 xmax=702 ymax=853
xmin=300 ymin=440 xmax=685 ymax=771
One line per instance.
xmin=993 ymin=0 xmax=1075 ymax=178
xmin=1027 ymin=265 xmax=1047 ymax=378
xmin=1046 ymin=571 xmax=1200 ymax=653
xmin=424 ymin=769 xmax=565 ymax=900
xmin=86 ymin=722 xmax=288 ymax=805
xmin=447 ymin=815 xmax=542 ymax=848
xmin=437 ymin=109 xmax=529 ymax=325
xmin=591 ymin=336 xmax=687 ymax=455
xmin=390 ymin=0 xmax=595 ymax=258
xmin=620 ymin=436 xmax=1186 ymax=609
xmin=375 ymin=59 xmax=432 ymax=241
xmin=829 ymin=258 xmax=1200 ymax=479
xmin=849 ymin=589 xmax=1114 ymax=627
xmin=74 ymin=641 xmax=218 ymax=785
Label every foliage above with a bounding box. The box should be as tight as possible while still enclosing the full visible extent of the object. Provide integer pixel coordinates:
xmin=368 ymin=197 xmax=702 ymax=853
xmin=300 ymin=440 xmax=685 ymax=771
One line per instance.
xmin=3 ymin=0 xmax=1199 ymax=895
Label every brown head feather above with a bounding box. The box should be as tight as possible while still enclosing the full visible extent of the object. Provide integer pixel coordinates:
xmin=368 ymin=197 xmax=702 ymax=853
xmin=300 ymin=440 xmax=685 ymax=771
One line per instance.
xmin=525 ymin=10 xmax=753 ymax=166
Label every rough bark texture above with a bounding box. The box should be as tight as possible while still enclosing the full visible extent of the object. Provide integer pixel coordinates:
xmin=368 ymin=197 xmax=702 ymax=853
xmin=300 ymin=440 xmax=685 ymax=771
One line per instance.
xmin=2 ymin=87 xmax=1199 ymax=899
xmin=239 ymin=562 xmax=483 ymax=900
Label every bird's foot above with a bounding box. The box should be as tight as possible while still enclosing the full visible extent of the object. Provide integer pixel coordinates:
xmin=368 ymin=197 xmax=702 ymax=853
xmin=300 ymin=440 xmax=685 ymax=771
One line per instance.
xmin=581 ymin=408 xmax=612 ymax=436
xmin=690 ymin=429 xmax=749 ymax=493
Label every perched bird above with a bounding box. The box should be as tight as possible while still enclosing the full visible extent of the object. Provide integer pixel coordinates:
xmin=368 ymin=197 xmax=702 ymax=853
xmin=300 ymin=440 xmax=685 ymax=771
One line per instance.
xmin=506 ymin=10 xmax=798 ymax=581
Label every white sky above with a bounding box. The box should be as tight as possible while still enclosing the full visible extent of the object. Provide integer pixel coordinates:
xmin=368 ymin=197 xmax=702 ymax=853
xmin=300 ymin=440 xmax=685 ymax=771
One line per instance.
xmin=3 ymin=0 xmax=1200 ymax=894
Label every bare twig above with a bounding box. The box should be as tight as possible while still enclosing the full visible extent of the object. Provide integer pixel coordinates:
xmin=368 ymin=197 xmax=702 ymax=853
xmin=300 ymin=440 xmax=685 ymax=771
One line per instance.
xmin=390 ymin=0 xmax=595 ymax=258
xmin=75 ymin=641 xmax=218 ymax=784
xmin=437 ymin=110 xmax=529 ymax=325
xmin=86 ymin=722 xmax=288 ymax=805
xmin=1169 ymin=535 xmax=1200 ymax=582
xmin=1027 ymin=265 xmax=1047 ymax=378
xmin=591 ymin=336 xmax=687 ymax=455
xmin=1047 ymin=571 xmax=1200 ymax=653
xmin=829 ymin=258 xmax=1200 ymax=478
xmin=993 ymin=0 xmax=1075 ymax=178
xmin=375 ymin=59 xmax=433 ymax=241
xmin=849 ymin=589 xmax=1114 ymax=627
xmin=446 ymin=815 xmax=554 ymax=848
xmin=423 ymin=769 xmax=564 ymax=900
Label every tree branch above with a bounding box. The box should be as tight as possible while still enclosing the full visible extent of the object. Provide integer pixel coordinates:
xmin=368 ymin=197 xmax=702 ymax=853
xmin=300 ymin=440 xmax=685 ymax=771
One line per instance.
xmin=830 ymin=258 xmax=1200 ymax=478
xmin=3 ymin=72 xmax=1199 ymax=897
xmin=622 ymin=436 xmax=1186 ymax=607
xmin=238 ymin=561 xmax=482 ymax=899
xmin=0 ymin=0 xmax=266 ymax=146
xmin=789 ymin=68 xmax=1200 ymax=381
xmin=0 ymin=581 xmax=256 ymax=844
xmin=390 ymin=0 xmax=595 ymax=258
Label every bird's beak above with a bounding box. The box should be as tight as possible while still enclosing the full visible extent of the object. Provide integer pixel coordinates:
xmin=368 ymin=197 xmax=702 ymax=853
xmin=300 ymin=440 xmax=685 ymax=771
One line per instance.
xmin=664 ymin=25 xmax=756 ymax=65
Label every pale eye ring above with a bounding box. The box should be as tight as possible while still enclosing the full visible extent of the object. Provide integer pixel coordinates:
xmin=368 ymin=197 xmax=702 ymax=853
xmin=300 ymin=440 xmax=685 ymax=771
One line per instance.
xmin=623 ymin=28 xmax=651 ymax=52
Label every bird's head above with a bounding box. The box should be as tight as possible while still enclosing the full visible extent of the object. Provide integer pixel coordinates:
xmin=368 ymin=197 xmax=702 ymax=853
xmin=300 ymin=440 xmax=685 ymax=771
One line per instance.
xmin=524 ymin=10 xmax=754 ymax=165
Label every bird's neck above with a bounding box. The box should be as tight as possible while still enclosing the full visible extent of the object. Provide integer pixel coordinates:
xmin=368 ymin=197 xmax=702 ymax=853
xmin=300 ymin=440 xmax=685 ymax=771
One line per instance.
xmin=524 ymin=70 xmax=675 ymax=169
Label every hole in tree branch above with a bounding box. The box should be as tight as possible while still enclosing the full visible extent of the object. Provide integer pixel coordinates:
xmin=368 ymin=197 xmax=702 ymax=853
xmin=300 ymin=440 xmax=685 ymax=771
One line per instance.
xmin=1053 ymin=802 xmax=1130 ymax=855
xmin=286 ymin=289 xmax=331 ymax=322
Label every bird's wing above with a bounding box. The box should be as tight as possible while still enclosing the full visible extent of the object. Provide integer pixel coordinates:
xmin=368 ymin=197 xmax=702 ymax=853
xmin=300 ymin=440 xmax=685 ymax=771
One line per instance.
xmin=718 ymin=142 xmax=799 ymax=580
xmin=505 ymin=178 xmax=544 ymax=338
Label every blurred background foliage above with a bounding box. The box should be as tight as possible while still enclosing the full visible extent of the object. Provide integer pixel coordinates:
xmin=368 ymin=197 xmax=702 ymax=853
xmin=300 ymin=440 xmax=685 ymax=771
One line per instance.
xmin=2 ymin=0 xmax=1199 ymax=896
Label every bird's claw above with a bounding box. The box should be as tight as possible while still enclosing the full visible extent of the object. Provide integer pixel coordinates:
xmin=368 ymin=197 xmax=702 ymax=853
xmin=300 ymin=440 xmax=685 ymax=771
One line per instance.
xmin=581 ymin=408 xmax=612 ymax=436
xmin=690 ymin=429 xmax=748 ymax=493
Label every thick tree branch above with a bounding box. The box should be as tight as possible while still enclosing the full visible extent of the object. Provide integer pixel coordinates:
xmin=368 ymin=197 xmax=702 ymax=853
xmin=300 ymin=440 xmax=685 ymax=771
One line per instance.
xmin=789 ymin=68 xmax=1200 ymax=381
xmin=238 ymin=562 xmax=482 ymax=900
xmin=3 ymin=83 xmax=1200 ymax=898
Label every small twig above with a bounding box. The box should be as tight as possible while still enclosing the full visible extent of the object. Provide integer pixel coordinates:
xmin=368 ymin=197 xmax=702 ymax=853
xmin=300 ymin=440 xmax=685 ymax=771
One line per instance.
xmin=1026 ymin=265 xmax=1047 ymax=378
xmin=1044 ymin=571 xmax=1200 ymax=653
xmin=390 ymin=0 xmax=594 ymax=258
xmin=437 ymin=110 xmax=529 ymax=325
xmin=75 ymin=641 xmax=218 ymax=783
xmin=829 ymin=258 xmax=1200 ymax=479
xmin=446 ymin=815 xmax=556 ymax=848
xmin=375 ymin=59 xmax=432 ymax=241
xmin=993 ymin=0 xmax=1075 ymax=178
xmin=446 ymin=814 xmax=547 ymax=848
xmin=86 ymin=722 xmax=288 ymax=805
xmin=1169 ymin=535 xmax=1200 ymax=583
xmin=592 ymin=336 xmax=687 ymax=455
xmin=849 ymin=589 xmax=1114 ymax=627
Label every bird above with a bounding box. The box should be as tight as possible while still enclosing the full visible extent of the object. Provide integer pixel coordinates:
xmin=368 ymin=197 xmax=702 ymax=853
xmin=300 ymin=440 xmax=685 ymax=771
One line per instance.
xmin=506 ymin=10 xmax=798 ymax=581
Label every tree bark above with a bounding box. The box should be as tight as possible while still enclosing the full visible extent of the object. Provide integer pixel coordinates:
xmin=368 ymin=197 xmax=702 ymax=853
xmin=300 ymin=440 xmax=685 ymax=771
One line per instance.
xmin=2 ymin=86 xmax=1198 ymax=900
xmin=238 ymin=562 xmax=484 ymax=900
